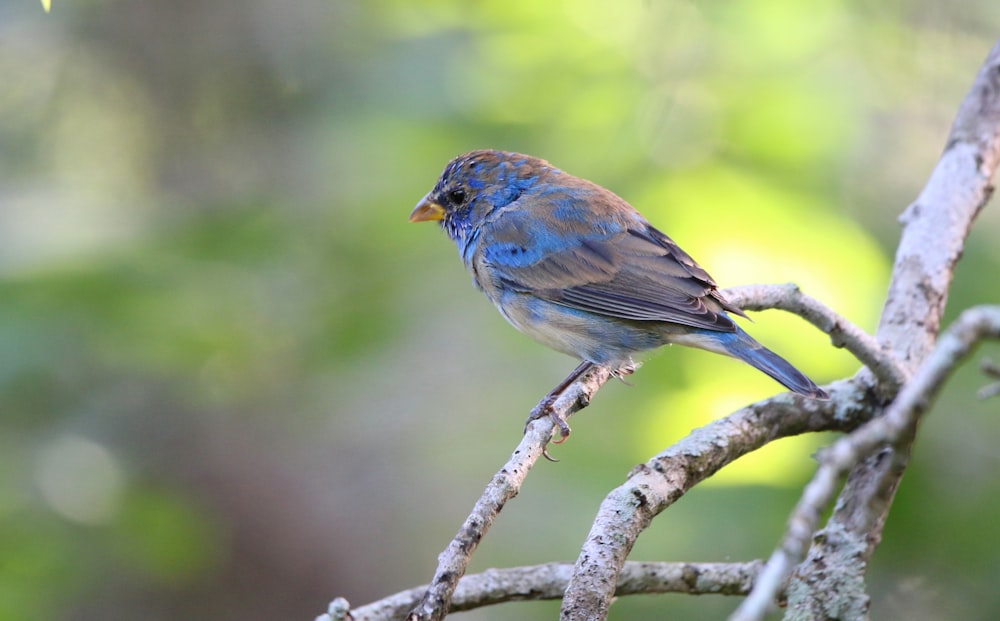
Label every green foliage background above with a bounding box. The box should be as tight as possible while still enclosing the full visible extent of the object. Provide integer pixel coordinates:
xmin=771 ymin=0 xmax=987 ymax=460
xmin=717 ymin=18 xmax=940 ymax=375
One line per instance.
xmin=2 ymin=2 xmax=999 ymax=620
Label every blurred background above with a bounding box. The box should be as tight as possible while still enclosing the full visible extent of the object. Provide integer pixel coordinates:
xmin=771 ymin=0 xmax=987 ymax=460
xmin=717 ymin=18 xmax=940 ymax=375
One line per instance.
xmin=2 ymin=1 xmax=999 ymax=620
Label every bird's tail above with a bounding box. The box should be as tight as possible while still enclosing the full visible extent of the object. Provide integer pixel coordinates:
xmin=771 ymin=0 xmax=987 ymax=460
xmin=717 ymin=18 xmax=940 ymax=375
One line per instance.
xmin=675 ymin=326 xmax=828 ymax=399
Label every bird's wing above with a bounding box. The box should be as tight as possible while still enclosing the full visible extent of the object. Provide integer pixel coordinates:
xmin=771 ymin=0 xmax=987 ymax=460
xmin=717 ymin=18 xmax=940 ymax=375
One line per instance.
xmin=482 ymin=219 xmax=744 ymax=332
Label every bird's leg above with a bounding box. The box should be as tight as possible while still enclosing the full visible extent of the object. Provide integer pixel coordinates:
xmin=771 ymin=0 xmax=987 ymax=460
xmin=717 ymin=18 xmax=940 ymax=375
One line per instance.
xmin=525 ymin=361 xmax=595 ymax=446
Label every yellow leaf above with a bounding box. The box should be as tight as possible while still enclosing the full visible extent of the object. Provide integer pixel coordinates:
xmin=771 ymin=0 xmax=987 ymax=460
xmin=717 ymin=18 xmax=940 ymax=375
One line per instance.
xmin=41 ymin=0 xmax=51 ymax=12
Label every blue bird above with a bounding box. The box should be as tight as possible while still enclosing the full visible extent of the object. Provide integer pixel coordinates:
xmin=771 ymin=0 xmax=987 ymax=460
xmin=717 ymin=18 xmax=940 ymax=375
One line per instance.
xmin=410 ymin=150 xmax=827 ymax=438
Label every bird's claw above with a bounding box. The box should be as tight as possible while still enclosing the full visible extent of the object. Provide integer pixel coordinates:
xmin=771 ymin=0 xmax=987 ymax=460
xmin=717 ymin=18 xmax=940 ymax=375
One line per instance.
xmin=524 ymin=361 xmax=594 ymax=461
xmin=525 ymin=398 xmax=572 ymax=462
xmin=611 ymin=361 xmax=637 ymax=386
xmin=549 ymin=412 xmax=572 ymax=443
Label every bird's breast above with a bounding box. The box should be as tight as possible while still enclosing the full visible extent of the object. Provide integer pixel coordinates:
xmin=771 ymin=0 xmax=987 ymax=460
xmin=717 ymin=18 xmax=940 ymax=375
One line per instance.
xmin=491 ymin=290 xmax=665 ymax=367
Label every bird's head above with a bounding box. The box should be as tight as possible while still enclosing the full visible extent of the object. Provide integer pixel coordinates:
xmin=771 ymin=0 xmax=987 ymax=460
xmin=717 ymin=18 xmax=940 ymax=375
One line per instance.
xmin=409 ymin=150 xmax=558 ymax=244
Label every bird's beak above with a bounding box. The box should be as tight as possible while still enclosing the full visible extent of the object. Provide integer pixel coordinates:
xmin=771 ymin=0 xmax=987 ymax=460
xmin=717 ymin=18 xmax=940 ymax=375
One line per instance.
xmin=409 ymin=194 xmax=446 ymax=222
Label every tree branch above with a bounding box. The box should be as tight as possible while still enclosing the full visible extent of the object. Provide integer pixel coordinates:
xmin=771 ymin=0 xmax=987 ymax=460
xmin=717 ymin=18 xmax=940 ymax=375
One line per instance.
xmin=401 ymin=364 xmax=612 ymax=621
xmin=731 ymin=306 xmax=1000 ymax=621
xmin=558 ymin=380 xmax=871 ymax=621
xmin=321 ymin=560 xmax=765 ymax=621
xmin=722 ymin=283 xmax=907 ymax=391
xmin=767 ymin=38 xmax=1000 ymax=621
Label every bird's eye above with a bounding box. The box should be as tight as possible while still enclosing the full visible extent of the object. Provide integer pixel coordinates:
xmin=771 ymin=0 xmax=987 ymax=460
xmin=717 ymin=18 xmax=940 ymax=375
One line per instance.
xmin=447 ymin=188 xmax=467 ymax=206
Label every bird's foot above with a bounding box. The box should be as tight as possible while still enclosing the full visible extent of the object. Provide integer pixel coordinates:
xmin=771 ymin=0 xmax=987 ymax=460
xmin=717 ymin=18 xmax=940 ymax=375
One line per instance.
xmin=524 ymin=398 xmax=573 ymax=441
xmin=610 ymin=361 xmax=638 ymax=385
xmin=524 ymin=361 xmax=595 ymax=461
xmin=524 ymin=397 xmax=571 ymax=462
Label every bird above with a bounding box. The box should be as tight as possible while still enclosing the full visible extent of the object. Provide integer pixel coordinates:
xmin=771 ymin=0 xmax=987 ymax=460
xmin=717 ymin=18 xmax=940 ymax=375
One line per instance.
xmin=410 ymin=149 xmax=827 ymax=440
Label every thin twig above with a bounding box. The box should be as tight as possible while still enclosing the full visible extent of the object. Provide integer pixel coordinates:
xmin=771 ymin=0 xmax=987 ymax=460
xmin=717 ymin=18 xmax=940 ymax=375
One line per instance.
xmin=722 ymin=283 xmax=907 ymax=392
xmin=321 ymin=560 xmax=766 ymax=621
xmin=730 ymin=306 xmax=1000 ymax=621
xmin=403 ymin=365 xmax=612 ymax=621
